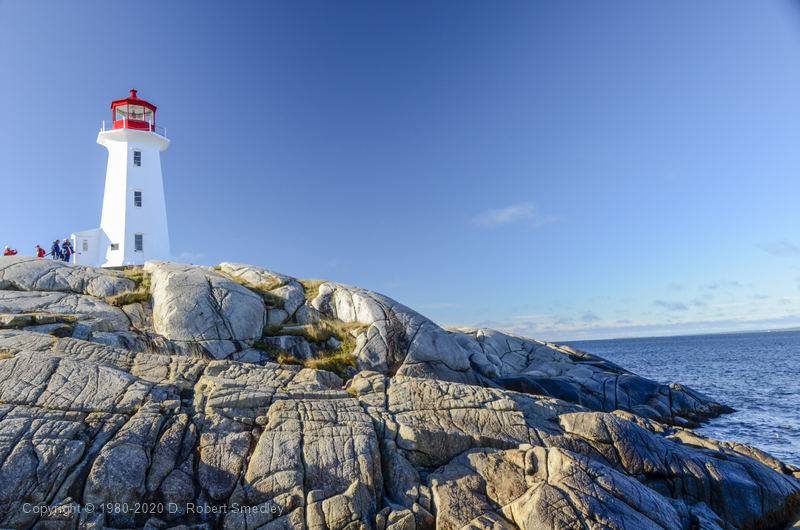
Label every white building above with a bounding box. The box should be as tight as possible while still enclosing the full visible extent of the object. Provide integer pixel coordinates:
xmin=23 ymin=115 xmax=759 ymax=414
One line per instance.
xmin=73 ymin=90 xmax=171 ymax=267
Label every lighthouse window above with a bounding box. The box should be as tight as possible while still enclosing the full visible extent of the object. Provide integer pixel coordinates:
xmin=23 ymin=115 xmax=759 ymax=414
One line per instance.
xmin=134 ymin=191 xmax=142 ymax=207
xmin=129 ymin=105 xmax=145 ymax=120
xmin=134 ymin=234 xmax=143 ymax=252
xmin=133 ymin=151 xmax=142 ymax=166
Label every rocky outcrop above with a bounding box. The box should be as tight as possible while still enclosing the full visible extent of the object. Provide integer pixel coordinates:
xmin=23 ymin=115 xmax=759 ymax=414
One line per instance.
xmin=145 ymin=261 xmax=267 ymax=343
xmin=445 ymin=327 xmax=730 ymax=427
xmin=217 ymin=262 xmax=292 ymax=291
xmin=310 ymin=283 xmax=478 ymax=385
xmin=0 ymin=256 xmax=798 ymax=530
xmin=0 ymin=290 xmax=130 ymax=330
xmin=0 ymin=255 xmax=134 ymax=297
xmin=349 ymin=372 xmax=800 ymax=530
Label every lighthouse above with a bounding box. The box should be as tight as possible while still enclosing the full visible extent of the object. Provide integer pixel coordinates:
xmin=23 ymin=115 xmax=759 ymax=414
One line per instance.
xmin=72 ymin=90 xmax=171 ymax=267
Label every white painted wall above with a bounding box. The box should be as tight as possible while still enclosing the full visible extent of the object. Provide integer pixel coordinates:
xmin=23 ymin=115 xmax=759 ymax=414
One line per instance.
xmin=71 ymin=227 xmax=102 ymax=266
xmin=89 ymin=128 xmax=171 ymax=267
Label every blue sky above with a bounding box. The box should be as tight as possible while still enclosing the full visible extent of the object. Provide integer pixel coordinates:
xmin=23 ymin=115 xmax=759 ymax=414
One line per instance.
xmin=2 ymin=1 xmax=800 ymax=341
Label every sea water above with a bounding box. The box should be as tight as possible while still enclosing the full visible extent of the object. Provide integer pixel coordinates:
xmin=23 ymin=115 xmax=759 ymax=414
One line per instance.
xmin=564 ymin=330 xmax=800 ymax=467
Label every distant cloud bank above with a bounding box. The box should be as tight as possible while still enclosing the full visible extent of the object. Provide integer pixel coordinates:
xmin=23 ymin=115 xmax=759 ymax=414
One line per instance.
xmin=468 ymin=313 xmax=800 ymax=343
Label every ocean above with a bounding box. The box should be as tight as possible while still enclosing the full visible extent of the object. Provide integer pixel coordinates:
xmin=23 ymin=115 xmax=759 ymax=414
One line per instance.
xmin=564 ymin=329 xmax=800 ymax=467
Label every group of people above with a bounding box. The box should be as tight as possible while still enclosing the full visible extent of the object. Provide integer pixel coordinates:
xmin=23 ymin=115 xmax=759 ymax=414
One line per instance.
xmin=3 ymin=238 xmax=74 ymax=262
xmin=48 ymin=239 xmax=74 ymax=261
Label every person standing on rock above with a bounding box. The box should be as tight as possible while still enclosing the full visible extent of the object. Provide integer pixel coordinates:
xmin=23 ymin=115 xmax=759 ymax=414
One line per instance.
xmin=61 ymin=238 xmax=73 ymax=262
xmin=50 ymin=240 xmax=60 ymax=260
xmin=3 ymin=246 xmax=17 ymax=256
xmin=35 ymin=245 xmax=46 ymax=257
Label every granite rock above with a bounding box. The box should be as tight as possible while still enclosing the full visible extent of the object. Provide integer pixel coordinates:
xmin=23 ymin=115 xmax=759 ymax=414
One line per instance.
xmin=311 ymin=283 xmax=477 ymax=385
xmin=0 ymin=256 xmax=134 ymax=298
xmin=0 ymin=258 xmax=795 ymax=530
xmin=146 ymin=261 xmax=266 ymax=342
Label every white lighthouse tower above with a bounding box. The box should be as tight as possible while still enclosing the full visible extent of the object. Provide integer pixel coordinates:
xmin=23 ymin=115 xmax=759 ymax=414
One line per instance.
xmin=73 ymin=89 xmax=171 ymax=267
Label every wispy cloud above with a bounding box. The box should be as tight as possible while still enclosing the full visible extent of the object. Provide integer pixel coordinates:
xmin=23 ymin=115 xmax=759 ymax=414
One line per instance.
xmin=703 ymin=281 xmax=742 ymax=291
xmin=668 ymin=283 xmax=683 ymax=292
xmin=172 ymin=251 xmax=205 ymax=263
xmin=471 ymin=202 xmax=561 ymax=228
xmin=511 ymin=314 xmax=548 ymax=319
xmin=653 ymin=300 xmax=689 ymax=311
xmin=758 ymin=239 xmax=800 ymax=257
xmin=581 ymin=313 xmax=600 ymax=322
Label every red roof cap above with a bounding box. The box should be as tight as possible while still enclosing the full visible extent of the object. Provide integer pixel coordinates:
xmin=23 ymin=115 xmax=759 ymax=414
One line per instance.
xmin=110 ymin=88 xmax=157 ymax=112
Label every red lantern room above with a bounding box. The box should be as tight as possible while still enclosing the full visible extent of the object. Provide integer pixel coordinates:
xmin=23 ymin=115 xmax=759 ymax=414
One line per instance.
xmin=110 ymin=89 xmax=158 ymax=132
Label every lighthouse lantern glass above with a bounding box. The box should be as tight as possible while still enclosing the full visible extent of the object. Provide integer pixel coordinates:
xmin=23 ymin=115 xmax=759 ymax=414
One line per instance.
xmin=115 ymin=105 xmax=153 ymax=122
xmin=110 ymin=92 xmax=158 ymax=132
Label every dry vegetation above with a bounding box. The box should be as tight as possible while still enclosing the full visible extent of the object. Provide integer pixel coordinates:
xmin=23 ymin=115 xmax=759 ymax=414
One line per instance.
xmin=48 ymin=325 xmax=74 ymax=338
xmin=263 ymin=292 xmax=285 ymax=310
xmin=297 ymin=279 xmax=327 ymax=301
xmin=257 ymin=319 xmax=366 ymax=379
xmin=220 ymin=272 xmax=286 ymax=308
xmin=104 ymin=268 xmax=151 ymax=307
xmin=278 ymin=320 xmax=368 ymax=344
xmin=304 ymin=344 xmax=358 ymax=377
xmin=223 ymin=272 xmax=283 ymax=295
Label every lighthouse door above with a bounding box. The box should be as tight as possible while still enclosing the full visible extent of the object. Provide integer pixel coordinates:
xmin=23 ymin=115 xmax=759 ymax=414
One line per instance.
xmin=71 ymin=228 xmax=102 ymax=267
xmin=75 ymin=235 xmax=94 ymax=264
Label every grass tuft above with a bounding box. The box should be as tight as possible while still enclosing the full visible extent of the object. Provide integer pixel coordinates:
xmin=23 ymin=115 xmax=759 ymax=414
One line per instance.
xmin=260 ymin=277 xmax=284 ymax=292
xmin=256 ymin=319 xmax=365 ymax=380
xmin=276 ymin=353 xmax=305 ymax=366
xmin=297 ymin=279 xmax=327 ymax=302
xmin=253 ymin=340 xmax=305 ymax=367
xmin=253 ymin=340 xmax=285 ymax=355
xmin=304 ymin=347 xmax=358 ymax=379
xmin=226 ymin=274 xmax=283 ymax=296
xmin=278 ymin=320 xmax=367 ymax=344
xmin=105 ymin=291 xmax=151 ymax=306
xmin=48 ymin=325 xmax=74 ymax=338
xmin=51 ymin=314 xmax=78 ymax=323
xmin=263 ymin=292 xmax=285 ymax=310
xmin=104 ymin=268 xmax=151 ymax=307
xmin=262 ymin=325 xmax=283 ymax=337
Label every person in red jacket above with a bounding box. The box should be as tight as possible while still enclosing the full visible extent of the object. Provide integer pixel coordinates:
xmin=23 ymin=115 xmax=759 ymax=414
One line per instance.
xmin=35 ymin=245 xmax=46 ymax=257
xmin=4 ymin=246 xmax=17 ymax=256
